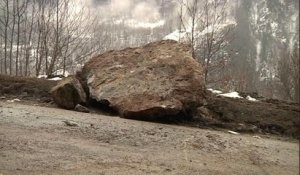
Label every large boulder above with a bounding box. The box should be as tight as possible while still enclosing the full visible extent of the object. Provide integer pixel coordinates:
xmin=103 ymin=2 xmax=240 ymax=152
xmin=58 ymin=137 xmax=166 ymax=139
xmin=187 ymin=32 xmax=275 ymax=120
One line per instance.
xmin=51 ymin=76 xmax=87 ymax=109
xmin=80 ymin=40 xmax=206 ymax=120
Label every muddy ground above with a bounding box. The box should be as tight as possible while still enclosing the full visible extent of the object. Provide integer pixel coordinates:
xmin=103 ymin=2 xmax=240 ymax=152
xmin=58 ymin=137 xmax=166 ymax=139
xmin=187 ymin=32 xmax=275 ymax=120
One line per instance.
xmin=0 ymin=101 xmax=299 ymax=175
xmin=0 ymin=75 xmax=299 ymax=174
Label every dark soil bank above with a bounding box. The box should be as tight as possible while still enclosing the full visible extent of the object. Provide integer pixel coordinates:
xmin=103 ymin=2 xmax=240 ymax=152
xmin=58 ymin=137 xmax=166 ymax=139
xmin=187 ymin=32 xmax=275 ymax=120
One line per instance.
xmin=188 ymin=93 xmax=300 ymax=139
xmin=0 ymin=75 xmax=56 ymax=102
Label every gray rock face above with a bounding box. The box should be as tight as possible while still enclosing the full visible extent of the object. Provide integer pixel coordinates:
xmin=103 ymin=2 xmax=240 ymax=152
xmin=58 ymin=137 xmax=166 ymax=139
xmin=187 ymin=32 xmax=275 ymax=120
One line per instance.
xmin=80 ymin=40 xmax=206 ymax=120
xmin=51 ymin=77 xmax=87 ymax=109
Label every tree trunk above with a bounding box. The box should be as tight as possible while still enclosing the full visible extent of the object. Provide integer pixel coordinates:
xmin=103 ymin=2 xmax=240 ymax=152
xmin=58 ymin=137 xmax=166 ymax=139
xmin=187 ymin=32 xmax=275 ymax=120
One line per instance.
xmin=9 ymin=0 xmax=16 ymax=75
xmin=25 ymin=1 xmax=34 ymax=76
xmin=47 ymin=0 xmax=60 ymax=76
xmin=16 ymin=0 xmax=21 ymax=76
xmin=35 ymin=30 xmax=41 ymax=76
xmin=4 ymin=0 xmax=10 ymax=75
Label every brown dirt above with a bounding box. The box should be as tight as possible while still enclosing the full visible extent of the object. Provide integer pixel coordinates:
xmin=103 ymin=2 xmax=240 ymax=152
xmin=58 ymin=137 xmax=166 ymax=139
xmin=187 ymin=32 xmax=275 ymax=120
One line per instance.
xmin=0 ymin=75 xmax=57 ymax=103
xmin=0 ymin=101 xmax=299 ymax=175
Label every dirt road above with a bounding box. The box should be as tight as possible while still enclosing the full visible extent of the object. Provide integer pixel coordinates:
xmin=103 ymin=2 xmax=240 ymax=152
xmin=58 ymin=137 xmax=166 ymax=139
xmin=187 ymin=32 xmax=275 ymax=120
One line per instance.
xmin=0 ymin=101 xmax=299 ymax=175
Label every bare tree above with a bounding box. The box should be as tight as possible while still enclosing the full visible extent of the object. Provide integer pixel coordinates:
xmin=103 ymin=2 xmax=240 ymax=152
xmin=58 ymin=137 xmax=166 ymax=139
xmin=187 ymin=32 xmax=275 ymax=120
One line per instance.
xmin=23 ymin=0 xmax=34 ymax=76
xmin=177 ymin=0 xmax=199 ymax=57
xmin=177 ymin=0 xmax=233 ymax=83
xmin=15 ymin=0 xmax=27 ymax=76
xmin=2 ymin=0 xmax=10 ymax=74
xmin=278 ymin=44 xmax=300 ymax=102
xmin=9 ymin=0 xmax=16 ymax=75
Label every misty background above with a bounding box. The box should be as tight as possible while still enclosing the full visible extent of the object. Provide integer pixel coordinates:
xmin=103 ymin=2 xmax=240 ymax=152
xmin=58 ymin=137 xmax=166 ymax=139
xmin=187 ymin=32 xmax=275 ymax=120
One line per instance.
xmin=0 ymin=0 xmax=299 ymax=102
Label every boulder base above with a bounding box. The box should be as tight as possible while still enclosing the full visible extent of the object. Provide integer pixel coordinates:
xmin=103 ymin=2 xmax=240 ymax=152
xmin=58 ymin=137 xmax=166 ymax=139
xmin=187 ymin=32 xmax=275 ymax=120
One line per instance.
xmin=80 ymin=40 xmax=206 ymax=120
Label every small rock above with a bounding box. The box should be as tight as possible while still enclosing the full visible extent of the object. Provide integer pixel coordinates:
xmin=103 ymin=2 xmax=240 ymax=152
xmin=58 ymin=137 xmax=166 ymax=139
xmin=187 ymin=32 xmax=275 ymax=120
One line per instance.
xmin=63 ymin=120 xmax=79 ymax=127
xmin=165 ymin=168 xmax=172 ymax=172
xmin=253 ymin=135 xmax=261 ymax=139
xmin=41 ymin=97 xmax=52 ymax=103
xmin=20 ymin=92 xmax=29 ymax=97
xmin=74 ymin=104 xmax=90 ymax=113
xmin=0 ymin=96 xmax=6 ymax=100
xmin=228 ymin=130 xmax=240 ymax=135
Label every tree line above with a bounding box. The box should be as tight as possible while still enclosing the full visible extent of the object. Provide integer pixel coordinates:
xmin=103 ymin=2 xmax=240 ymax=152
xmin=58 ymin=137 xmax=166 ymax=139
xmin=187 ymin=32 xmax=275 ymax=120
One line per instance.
xmin=0 ymin=0 xmax=103 ymax=77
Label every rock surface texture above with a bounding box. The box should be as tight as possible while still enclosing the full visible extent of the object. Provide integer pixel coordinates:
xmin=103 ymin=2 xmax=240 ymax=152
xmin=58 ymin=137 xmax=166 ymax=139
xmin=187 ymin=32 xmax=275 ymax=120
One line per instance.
xmin=51 ymin=77 xmax=87 ymax=109
xmin=80 ymin=40 xmax=206 ymax=120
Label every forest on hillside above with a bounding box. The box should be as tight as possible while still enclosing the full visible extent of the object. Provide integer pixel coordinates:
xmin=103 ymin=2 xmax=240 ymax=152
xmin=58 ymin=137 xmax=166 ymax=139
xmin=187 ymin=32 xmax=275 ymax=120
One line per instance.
xmin=0 ymin=0 xmax=299 ymax=102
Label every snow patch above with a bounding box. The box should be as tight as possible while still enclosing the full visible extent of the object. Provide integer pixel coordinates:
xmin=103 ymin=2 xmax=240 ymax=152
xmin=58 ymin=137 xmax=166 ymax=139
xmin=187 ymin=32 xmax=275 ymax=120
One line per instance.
xmin=197 ymin=22 xmax=236 ymax=37
xmin=38 ymin=75 xmax=48 ymax=79
xmin=53 ymin=69 xmax=70 ymax=77
xmin=7 ymin=99 xmax=21 ymax=103
xmin=164 ymin=21 xmax=236 ymax=42
xmin=246 ymin=96 xmax=258 ymax=102
xmin=48 ymin=77 xmax=63 ymax=81
xmin=219 ymin=92 xmax=243 ymax=99
xmin=210 ymin=89 xmax=259 ymax=102
xmin=163 ymin=29 xmax=189 ymax=42
xmin=207 ymin=88 xmax=223 ymax=94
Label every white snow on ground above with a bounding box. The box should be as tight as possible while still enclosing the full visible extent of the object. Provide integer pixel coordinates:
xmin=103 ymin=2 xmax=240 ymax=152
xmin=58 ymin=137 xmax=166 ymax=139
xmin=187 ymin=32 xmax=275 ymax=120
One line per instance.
xmin=53 ymin=69 xmax=70 ymax=77
xmin=246 ymin=96 xmax=258 ymax=102
xmin=7 ymin=99 xmax=21 ymax=103
xmin=163 ymin=29 xmax=189 ymax=42
xmin=197 ymin=22 xmax=236 ymax=37
xmin=38 ymin=75 xmax=63 ymax=81
xmin=209 ymin=89 xmax=259 ymax=102
xmin=37 ymin=75 xmax=48 ymax=79
xmin=207 ymin=88 xmax=223 ymax=94
xmin=48 ymin=77 xmax=62 ymax=81
xmin=164 ymin=30 xmax=180 ymax=41
xmin=164 ymin=22 xmax=236 ymax=42
xmin=219 ymin=92 xmax=243 ymax=99
xmin=38 ymin=69 xmax=69 ymax=80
